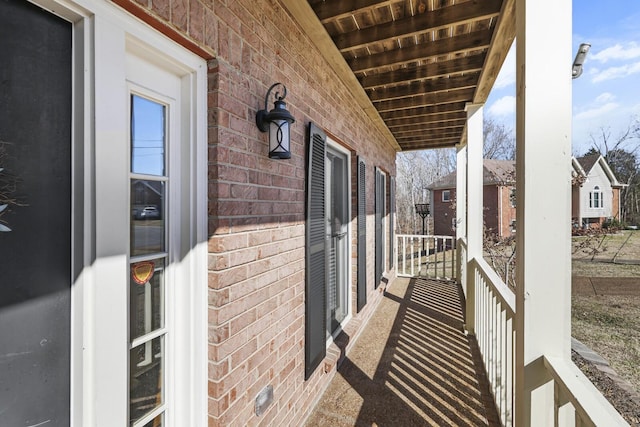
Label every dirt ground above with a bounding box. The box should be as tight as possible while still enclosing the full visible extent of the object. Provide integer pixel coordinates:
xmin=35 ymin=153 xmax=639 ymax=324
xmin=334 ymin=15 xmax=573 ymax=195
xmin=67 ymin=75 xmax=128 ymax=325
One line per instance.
xmin=571 ymin=231 xmax=640 ymax=423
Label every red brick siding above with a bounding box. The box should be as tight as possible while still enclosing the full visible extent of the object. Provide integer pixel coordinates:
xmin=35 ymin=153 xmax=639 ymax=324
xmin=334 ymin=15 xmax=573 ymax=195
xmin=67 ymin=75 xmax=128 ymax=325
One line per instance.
xmin=113 ymin=1 xmax=397 ymax=425
xmin=432 ymin=185 xmax=515 ymax=239
xmin=432 ymin=189 xmax=456 ymax=236
xmin=612 ymin=187 xmax=621 ymax=220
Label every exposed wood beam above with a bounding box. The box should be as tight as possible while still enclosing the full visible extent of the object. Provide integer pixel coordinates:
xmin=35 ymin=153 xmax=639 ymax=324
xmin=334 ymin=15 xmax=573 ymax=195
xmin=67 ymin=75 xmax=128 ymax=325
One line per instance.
xmin=280 ymin=0 xmax=401 ymax=151
xmin=374 ymin=88 xmax=475 ymax=112
xmin=396 ymin=130 xmax=462 ymax=139
xmin=389 ymin=121 xmax=466 ymax=133
xmin=400 ymin=139 xmax=462 ymax=150
xmin=379 ymin=102 xmax=466 ymax=120
xmin=385 ymin=112 xmax=466 ymax=127
xmin=399 ymin=135 xmax=462 ymax=145
xmin=368 ymin=73 xmax=479 ymax=102
xmin=359 ymin=54 xmax=485 ymax=89
xmin=349 ymin=29 xmax=493 ymax=73
xmin=396 ymin=135 xmax=463 ymax=145
xmin=474 ymin=0 xmax=516 ymax=103
xmin=311 ymin=0 xmax=392 ymax=23
xmin=334 ymin=0 xmax=502 ymax=52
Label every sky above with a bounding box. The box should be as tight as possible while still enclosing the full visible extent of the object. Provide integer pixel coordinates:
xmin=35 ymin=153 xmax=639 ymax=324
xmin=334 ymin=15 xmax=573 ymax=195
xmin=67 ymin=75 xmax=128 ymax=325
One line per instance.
xmin=485 ymin=0 xmax=640 ymax=157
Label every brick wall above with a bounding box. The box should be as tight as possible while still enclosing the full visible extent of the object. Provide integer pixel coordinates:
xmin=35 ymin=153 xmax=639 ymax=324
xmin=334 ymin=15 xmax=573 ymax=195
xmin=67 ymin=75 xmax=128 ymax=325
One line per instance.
xmin=432 ymin=188 xmax=455 ymax=236
xmin=113 ymin=0 xmax=398 ymax=425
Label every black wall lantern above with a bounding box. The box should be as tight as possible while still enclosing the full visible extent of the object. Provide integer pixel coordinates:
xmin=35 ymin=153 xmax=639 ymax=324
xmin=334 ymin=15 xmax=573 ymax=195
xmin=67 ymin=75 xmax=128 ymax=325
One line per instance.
xmin=256 ymin=83 xmax=295 ymax=159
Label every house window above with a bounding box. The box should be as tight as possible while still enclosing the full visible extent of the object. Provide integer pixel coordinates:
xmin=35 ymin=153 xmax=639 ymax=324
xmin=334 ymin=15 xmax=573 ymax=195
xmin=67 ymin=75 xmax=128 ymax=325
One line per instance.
xmin=129 ymin=94 xmax=168 ymax=426
xmin=442 ymin=190 xmax=451 ymax=202
xmin=589 ymin=186 xmax=603 ymax=208
xmin=305 ymin=124 xmax=352 ymax=379
xmin=510 ymin=187 xmax=516 ymax=207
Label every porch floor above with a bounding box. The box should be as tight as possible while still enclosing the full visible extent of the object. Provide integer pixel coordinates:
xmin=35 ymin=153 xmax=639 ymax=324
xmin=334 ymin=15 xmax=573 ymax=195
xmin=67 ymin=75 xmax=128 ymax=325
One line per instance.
xmin=305 ymin=277 xmax=500 ymax=427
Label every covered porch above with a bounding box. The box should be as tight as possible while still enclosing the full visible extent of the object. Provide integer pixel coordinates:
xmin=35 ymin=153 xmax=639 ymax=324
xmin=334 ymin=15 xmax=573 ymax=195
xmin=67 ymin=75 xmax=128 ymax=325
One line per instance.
xmin=305 ymin=276 xmax=500 ymax=426
xmin=284 ymin=0 xmax=628 ymax=425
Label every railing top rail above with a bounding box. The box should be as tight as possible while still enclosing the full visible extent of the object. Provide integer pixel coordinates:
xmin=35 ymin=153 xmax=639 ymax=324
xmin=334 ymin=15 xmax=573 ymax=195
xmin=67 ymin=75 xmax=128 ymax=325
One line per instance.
xmin=396 ymin=234 xmax=456 ymax=240
xmin=544 ymin=356 xmax=628 ymax=426
xmin=472 ymin=256 xmax=516 ymax=313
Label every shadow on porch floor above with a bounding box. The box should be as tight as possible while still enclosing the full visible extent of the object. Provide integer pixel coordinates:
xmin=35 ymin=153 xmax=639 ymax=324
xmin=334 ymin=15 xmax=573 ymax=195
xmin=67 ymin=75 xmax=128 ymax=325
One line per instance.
xmin=305 ymin=277 xmax=500 ymax=427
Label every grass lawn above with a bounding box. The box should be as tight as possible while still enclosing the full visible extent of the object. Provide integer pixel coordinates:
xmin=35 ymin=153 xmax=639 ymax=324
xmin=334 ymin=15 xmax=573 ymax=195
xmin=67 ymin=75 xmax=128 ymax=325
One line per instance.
xmin=572 ymin=230 xmax=640 ymax=392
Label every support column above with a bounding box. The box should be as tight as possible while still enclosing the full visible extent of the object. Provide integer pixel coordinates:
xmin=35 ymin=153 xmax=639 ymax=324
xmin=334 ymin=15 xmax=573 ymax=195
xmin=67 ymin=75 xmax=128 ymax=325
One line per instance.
xmin=456 ymin=142 xmax=467 ymax=291
xmin=515 ymin=0 xmax=573 ymax=425
xmin=465 ymin=103 xmax=484 ymax=334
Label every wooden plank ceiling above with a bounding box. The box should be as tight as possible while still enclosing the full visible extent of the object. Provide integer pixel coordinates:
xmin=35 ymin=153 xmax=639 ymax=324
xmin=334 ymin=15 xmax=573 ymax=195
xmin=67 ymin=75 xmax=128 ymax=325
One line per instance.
xmin=306 ymin=0 xmax=512 ymax=151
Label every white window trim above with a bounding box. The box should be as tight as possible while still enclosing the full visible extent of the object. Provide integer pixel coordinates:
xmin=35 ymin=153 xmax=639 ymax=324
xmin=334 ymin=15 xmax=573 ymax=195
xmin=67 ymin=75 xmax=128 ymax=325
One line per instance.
xmin=325 ymin=136 xmax=353 ymax=343
xmin=37 ymin=0 xmax=209 ymax=425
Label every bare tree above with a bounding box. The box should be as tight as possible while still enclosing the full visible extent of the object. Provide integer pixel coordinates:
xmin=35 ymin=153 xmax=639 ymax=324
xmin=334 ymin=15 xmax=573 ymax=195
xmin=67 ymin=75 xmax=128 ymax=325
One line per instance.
xmin=483 ymin=116 xmax=515 ymax=160
xmin=584 ymin=117 xmax=640 ymax=225
xmin=396 ymin=148 xmax=456 ymax=234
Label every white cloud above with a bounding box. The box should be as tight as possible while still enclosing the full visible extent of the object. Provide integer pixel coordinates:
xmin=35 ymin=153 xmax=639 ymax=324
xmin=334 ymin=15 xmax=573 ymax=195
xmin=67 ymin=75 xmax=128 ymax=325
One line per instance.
xmin=595 ymin=92 xmax=615 ymax=103
xmin=493 ymin=44 xmax=516 ymax=89
xmin=591 ymin=61 xmax=640 ymax=83
xmin=488 ymin=95 xmax=516 ymax=117
xmin=590 ymin=42 xmax=640 ymax=63
xmin=574 ymin=102 xmax=619 ymax=120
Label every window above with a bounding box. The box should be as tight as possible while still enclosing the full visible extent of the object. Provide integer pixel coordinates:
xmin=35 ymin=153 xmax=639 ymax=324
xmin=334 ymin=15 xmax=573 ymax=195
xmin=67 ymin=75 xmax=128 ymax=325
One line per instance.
xmin=442 ymin=190 xmax=451 ymax=202
xmin=589 ymin=186 xmax=603 ymax=208
xmin=510 ymin=187 xmax=516 ymax=207
xmin=305 ymin=124 xmax=352 ymax=379
xmin=129 ymin=94 xmax=168 ymax=425
xmin=375 ymin=168 xmax=386 ymax=286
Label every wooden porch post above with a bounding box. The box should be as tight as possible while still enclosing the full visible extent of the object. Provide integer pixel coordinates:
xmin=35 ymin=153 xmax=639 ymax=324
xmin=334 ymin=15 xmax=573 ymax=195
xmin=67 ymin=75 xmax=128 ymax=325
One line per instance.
xmin=515 ymin=0 xmax=572 ymax=425
xmin=465 ymin=103 xmax=483 ymax=334
xmin=456 ymin=142 xmax=467 ymax=293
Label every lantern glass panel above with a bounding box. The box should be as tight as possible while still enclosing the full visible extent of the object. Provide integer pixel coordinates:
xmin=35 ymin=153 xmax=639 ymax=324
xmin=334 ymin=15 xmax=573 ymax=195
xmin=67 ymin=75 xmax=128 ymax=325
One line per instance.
xmin=269 ymin=119 xmax=290 ymax=156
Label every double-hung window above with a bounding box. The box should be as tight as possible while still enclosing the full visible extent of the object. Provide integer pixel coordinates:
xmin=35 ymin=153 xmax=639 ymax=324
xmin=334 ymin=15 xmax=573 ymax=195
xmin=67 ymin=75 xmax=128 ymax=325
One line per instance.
xmin=589 ymin=186 xmax=603 ymax=208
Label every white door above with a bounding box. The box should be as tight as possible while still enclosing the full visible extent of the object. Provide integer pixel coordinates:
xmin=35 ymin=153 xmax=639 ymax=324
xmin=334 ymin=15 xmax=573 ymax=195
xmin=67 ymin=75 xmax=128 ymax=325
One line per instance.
xmin=78 ymin=9 xmax=207 ymax=427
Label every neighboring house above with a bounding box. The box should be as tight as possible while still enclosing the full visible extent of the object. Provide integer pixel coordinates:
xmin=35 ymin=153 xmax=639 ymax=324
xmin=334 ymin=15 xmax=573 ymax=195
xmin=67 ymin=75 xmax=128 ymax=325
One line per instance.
xmin=572 ymin=154 xmax=624 ymax=227
xmin=428 ymin=159 xmax=516 ymax=238
xmin=428 ymin=155 xmax=623 ymax=238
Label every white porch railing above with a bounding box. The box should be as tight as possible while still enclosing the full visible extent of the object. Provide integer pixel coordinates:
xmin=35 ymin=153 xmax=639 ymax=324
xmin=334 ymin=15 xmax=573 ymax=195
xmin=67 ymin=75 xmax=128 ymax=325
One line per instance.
xmin=471 ymin=256 xmax=516 ymax=426
xmin=395 ymin=234 xmax=456 ymax=279
xmin=470 ymin=256 xmax=627 ymax=427
xmin=397 ymin=235 xmax=628 ymax=426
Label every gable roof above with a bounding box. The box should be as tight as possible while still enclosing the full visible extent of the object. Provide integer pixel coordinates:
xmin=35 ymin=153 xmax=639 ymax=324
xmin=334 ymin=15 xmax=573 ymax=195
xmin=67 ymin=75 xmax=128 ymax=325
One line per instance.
xmin=427 ymin=159 xmax=515 ymax=190
xmin=573 ymin=154 xmax=624 ymax=188
xmin=575 ymin=154 xmax=599 ymax=174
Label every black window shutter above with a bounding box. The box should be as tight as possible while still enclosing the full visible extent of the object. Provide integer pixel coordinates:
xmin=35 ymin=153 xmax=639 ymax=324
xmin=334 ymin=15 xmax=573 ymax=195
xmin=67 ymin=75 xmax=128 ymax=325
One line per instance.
xmin=375 ymin=168 xmax=382 ymax=287
xmin=305 ymin=123 xmax=327 ymax=379
xmin=389 ymin=176 xmax=395 ymax=271
xmin=357 ymin=157 xmax=367 ymax=312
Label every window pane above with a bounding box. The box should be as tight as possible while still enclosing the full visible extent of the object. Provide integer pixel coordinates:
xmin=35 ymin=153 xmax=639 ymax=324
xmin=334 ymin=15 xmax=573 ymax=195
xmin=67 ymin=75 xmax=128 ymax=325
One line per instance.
xmin=130 ymin=260 xmax=164 ymax=340
xmin=130 ymin=336 xmax=163 ymax=425
xmin=131 ymin=180 xmax=165 ymax=256
xmin=131 ymin=95 xmax=165 ymax=176
xmin=141 ymin=414 xmax=163 ymax=427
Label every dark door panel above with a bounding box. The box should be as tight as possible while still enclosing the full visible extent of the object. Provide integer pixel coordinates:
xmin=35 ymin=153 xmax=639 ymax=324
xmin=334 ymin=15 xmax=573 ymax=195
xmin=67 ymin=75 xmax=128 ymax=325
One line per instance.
xmin=0 ymin=0 xmax=72 ymax=425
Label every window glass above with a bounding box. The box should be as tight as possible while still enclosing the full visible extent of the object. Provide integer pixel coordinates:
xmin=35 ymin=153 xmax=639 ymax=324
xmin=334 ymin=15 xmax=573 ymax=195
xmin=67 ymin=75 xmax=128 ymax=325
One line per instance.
xmin=131 ymin=95 xmax=165 ymax=176
xmin=442 ymin=190 xmax=450 ymax=202
xmin=129 ymin=94 xmax=168 ymax=426
xmin=131 ymin=180 xmax=165 ymax=256
xmin=130 ymin=259 xmax=165 ymax=341
xmin=129 ymin=336 xmax=163 ymax=425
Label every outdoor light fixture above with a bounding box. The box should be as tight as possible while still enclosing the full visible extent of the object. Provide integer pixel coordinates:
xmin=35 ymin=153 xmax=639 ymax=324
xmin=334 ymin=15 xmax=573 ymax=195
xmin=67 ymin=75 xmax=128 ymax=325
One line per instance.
xmin=572 ymin=43 xmax=591 ymax=79
xmin=256 ymin=82 xmax=295 ymax=159
xmin=415 ymin=203 xmax=430 ymax=255
xmin=415 ymin=203 xmax=430 ymax=218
